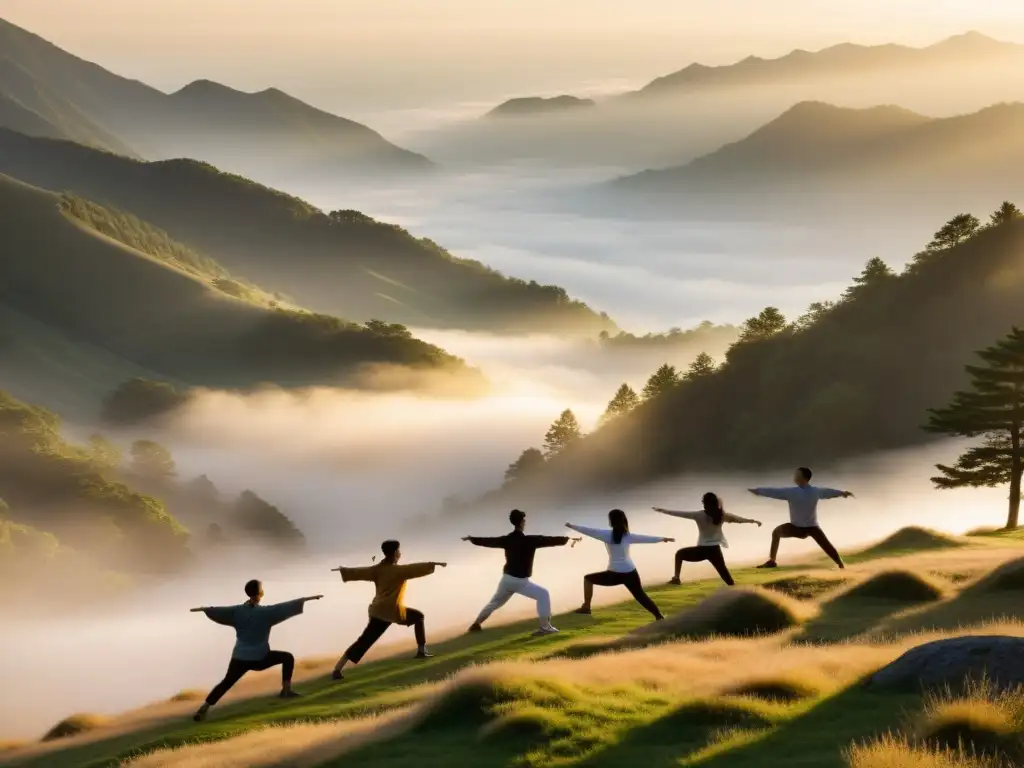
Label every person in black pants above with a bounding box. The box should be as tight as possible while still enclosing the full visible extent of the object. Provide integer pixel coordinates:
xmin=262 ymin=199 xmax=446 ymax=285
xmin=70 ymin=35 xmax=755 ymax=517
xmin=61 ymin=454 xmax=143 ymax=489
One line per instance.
xmin=191 ymin=579 xmax=322 ymax=722
xmin=654 ymin=492 xmax=761 ymax=586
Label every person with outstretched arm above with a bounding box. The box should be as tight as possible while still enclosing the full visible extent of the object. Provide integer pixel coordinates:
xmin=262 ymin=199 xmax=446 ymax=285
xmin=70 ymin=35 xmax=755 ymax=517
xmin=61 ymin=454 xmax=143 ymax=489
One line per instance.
xmin=463 ymin=508 xmax=581 ymax=636
xmin=749 ymin=466 xmax=854 ymax=569
xmin=653 ymin=492 xmax=761 ymax=586
xmin=566 ymin=509 xmax=673 ymax=620
xmin=331 ymin=539 xmax=446 ymax=681
xmin=190 ymin=579 xmax=322 ymax=722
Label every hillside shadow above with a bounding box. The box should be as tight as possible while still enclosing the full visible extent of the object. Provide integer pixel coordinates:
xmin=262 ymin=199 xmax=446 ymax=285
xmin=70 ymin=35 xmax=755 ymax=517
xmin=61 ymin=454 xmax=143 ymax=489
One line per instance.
xmin=577 ymin=685 xmax=917 ymax=768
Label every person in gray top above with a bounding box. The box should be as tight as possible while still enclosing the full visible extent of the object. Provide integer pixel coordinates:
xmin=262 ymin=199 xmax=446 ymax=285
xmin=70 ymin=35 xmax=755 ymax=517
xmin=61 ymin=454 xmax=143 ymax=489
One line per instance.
xmin=748 ymin=466 xmax=854 ymax=570
xmin=190 ymin=579 xmax=322 ymax=722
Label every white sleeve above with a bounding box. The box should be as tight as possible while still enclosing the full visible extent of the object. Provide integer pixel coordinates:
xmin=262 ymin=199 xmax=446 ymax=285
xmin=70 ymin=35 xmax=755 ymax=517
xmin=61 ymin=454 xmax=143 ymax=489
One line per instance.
xmin=658 ymin=510 xmax=703 ymax=521
xmin=752 ymin=487 xmax=795 ymax=501
xmin=816 ymin=488 xmax=845 ymax=500
xmin=626 ymin=533 xmax=666 ymax=544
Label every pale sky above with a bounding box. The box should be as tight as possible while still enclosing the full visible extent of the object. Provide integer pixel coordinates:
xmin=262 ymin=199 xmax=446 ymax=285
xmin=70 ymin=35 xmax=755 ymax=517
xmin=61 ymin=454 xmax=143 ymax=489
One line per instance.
xmin=2 ymin=0 xmax=1023 ymax=119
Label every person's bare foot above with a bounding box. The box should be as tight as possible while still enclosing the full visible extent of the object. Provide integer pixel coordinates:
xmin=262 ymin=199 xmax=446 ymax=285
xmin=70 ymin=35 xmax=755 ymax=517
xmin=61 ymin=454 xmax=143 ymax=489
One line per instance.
xmin=756 ymin=560 xmax=778 ymax=569
xmin=193 ymin=703 xmax=209 ymax=722
xmin=279 ymin=689 xmax=301 ymax=699
xmin=668 ymin=577 xmax=681 ymax=585
xmin=574 ymin=606 xmax=592 ymax=615
xmin=467 ymin=623 xmax=482 ymax=633
xmin=332 ymin=669 xmax=345 ymax=681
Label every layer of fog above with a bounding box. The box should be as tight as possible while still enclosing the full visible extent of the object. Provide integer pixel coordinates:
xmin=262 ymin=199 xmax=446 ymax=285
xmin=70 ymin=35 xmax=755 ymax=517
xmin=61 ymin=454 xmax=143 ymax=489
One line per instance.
xmin=286 ymin=167 xmax=941 ymax=334
xmin=398 ymin=55 xmax=1024 ymax=170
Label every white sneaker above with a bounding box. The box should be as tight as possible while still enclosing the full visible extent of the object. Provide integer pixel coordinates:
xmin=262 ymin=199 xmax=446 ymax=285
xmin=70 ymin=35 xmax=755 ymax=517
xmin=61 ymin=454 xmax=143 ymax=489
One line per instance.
xmin=533 ymin=625 xmax=559 ymax=636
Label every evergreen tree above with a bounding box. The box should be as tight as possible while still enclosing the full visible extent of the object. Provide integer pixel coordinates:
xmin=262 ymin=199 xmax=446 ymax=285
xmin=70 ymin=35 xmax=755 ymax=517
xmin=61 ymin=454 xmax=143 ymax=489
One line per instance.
xmin=504 ymin=447 xmax=546 ymax=485
xmin=685 ymin=353 xmax=717 ymax=380
xmin=843 ymin=258 xmax=894 ymax=301
xmin=739 ymin=307 xmax=787 ymax=343
xmin=924 ymin=327 xmax=1024 ymax=529
xmin=129 ymin=439 xmax=177 ymax=481
xmin=600 ymin=384 xmax=640 ymax=425
xmin=926 ymin=213 xmax=981 ymax=252
xmin=543 ymin=410 xmax=582 ymax=458
xmin=989 ymin=201 xmax=1023 ymax=227
xmin=794 ymin=301 xmax=835 ymax=331
xmin=642 ymin=364 xmax=681 ymax=400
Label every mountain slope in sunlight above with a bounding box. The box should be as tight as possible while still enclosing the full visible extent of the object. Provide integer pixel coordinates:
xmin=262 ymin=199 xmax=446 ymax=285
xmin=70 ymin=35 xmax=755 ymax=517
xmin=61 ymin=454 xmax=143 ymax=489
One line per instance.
xmin=0 ymin=173 xmax=479 ymax=406
xmin=0 ymin=128 xmax=615 ymax=336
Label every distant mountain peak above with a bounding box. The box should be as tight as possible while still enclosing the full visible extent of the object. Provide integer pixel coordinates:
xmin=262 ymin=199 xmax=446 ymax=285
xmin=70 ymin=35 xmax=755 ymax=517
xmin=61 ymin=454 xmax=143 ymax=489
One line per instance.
xmin=485 ymin=95 xmax=596 ymax=119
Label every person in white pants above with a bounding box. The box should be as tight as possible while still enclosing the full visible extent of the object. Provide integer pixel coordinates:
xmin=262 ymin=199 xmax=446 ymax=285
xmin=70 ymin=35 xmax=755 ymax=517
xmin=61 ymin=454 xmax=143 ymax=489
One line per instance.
xmin=463 ymin=509 xmax=579 ymax=636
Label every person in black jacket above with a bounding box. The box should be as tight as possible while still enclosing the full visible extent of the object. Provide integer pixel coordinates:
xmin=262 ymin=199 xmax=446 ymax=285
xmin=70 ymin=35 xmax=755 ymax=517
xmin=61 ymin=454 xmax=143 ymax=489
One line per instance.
xmin=463 ymin=509 xmax=578 ymax=635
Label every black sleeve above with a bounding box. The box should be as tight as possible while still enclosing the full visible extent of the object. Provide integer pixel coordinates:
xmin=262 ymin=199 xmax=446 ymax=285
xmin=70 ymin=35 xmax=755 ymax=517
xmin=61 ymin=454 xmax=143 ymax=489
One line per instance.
xmin=530 ymin=535 xmax=570 ymax=548
xmin=468 ymin=535 xmax=507 ymax=549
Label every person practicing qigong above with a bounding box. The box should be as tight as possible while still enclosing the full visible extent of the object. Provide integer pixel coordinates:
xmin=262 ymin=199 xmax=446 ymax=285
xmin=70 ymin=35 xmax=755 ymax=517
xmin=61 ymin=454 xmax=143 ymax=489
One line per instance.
xmin=566 ymin=509 xmax=673 ymax=620
xmin=463 ymin=509 xmax=581 ymax=636
xmin=749 ymin=466 xmax=854 ymax=570
xmin=331 ymin=540 xmax=446 ymax=681
xmin=190 ymin=579 xmax=323 ymax=722
xmin=653 ymin=492 xmax=762 ymax=586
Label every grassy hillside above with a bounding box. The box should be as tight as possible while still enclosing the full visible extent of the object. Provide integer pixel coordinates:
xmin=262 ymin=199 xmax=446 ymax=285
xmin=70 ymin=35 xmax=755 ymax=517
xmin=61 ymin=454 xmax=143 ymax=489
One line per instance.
xmin=631 ymin=31 xmax=1024 ymax=98
xmin=0 ymin=17 xmax=427 ymax=177
xmin=0 ymin=129 xmax=614 ymax=335
xmin=483 ymin=211 xmax=1024 ymax=498
xmin=0 ymin=173 xmax=479 ymax=398
xmin=612 ymin=101 xmax=1024 ymax=200
xmin=8 ymin=530 xmax=1024 ymax=767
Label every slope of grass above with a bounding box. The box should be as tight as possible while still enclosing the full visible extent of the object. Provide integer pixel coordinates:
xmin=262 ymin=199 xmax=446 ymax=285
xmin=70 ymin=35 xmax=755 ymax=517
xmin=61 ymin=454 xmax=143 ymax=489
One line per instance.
xmin=0 ymin=173 xmax=480 ymax=399
xmin=12 ymin=541 xmax=1024 ymax=768
xmin=0 ymin=128 xmax=616 ymax=336
xmin=847 ymin=529 xmax=966 ymax=565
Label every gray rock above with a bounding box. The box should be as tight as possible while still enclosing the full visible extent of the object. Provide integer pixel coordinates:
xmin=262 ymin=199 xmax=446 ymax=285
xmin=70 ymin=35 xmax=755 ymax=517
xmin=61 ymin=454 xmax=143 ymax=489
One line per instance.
xmin=868 ymin=635 xmax=1024 ymax=693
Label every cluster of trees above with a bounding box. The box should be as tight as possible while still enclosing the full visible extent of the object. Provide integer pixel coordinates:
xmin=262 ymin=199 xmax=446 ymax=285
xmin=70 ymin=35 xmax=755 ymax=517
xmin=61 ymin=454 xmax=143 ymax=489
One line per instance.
xmin=501 ymin=353 xmax=720 ymax=488
xmin=487 ymin=201 xmax=1024 ymax=499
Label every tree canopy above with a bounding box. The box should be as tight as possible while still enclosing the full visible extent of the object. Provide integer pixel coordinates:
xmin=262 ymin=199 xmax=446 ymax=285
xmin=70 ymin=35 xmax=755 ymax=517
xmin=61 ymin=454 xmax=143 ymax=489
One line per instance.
xmin=544 ymin=410 xmax=582 ymax=458
xmin=600 ymin=384 xmax=641 ymax=425
xmin=642 ymin=364 xmax=681 ymax=400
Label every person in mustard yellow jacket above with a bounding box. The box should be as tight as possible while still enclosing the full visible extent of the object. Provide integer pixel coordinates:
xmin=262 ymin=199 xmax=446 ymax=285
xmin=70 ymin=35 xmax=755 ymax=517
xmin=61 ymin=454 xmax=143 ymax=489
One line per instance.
xmin=331 ymin=539 xmax=446 ymax=680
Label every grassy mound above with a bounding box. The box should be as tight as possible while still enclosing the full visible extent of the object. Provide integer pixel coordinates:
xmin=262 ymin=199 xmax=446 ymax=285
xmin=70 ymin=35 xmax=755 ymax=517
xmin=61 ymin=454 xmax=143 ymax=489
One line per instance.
xmin=634 ymin=587 xmax=814 ymax=641
xmin=478 ymin=706 xmax=573 ymax=746
xmin=726 ymin=677 xmax=821 ymax=704
xmin=970 ymin=558 xmax=1024 ymax=593
xmin=840 ymin=570 xmax=947 ymax=603
xmin=846 ymin=735 xmax=996 ymax=768
xmin=763 ymin=575 xmax=847 ymax=600
xmin=914 ymin=686 xmax=1024 ymax=763
xmin=41 ymin=713 xmax=108 ymax=742
xmin=415 ymin=673 xmax=575 ymax=733
xmin=637 ymin=698 xmax=773 ymax=746
xmin=851 ymin=528 xmax=964 ymax=563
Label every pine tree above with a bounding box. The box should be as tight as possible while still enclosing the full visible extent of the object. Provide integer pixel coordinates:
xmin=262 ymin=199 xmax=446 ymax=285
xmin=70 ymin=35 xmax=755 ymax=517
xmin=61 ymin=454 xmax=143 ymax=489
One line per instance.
xmin=989 ymin=201 xmax=1023 ymax=227
xmin=129 ymin=439 xmax=177 ymax=481
xmin=504 ymin=448 xmax=546 ymax=485
xmin=685 ymin=353 xmax=717 ymax=380
xmin=794 ymin=301 xmax=835 ymax=330
xmin=642 ymin=364 xmax=681 ymax=400
xmin=543 ymin=410 xmax=582 ymax=458
xmin=926 ymin=213 xmax=981 ymax=252
xmin=739 ymin=307 xmax=787 ymax=343
xmin=600 ymin=384 xmax=640 ymax=425
xmin=924 ymin=327 xmax=1024 ymax=529
xmin=843 ymin=258 xmax=894 ymax=301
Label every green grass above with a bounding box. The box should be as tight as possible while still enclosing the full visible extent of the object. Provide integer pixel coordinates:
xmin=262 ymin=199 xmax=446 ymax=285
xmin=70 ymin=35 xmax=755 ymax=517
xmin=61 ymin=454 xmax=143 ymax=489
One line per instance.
xmin=12 ymin=535 xmax=1024 ymax=768
xmin=846 ymin=528 xmax=965 ymax=565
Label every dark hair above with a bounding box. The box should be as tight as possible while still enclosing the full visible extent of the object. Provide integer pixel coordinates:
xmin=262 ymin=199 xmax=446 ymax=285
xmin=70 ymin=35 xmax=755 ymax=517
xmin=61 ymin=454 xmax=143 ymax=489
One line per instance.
xmin=797 ymin=466 xmax=813 ymax=481
xmin=244 ymin=579 xmax=261 ymax=598
xmin=381 ymin=540 xmax=400 ymax=560
xmin=509 ymin=509 xmax=526 ymax=526
xmin=701 ymin=492 xmax=724 ymax=526
xmin=608 ymin=509 xmax=629 ymax=544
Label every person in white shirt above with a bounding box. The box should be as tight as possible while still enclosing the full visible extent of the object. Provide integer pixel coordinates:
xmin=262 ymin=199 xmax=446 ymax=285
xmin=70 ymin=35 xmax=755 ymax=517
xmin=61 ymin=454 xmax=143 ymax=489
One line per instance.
xmin=748 ymin=466 xmax=854 ymax=569
xmin=653 ymin=492 xmax=762 ymax=586
xmin=566 ymin=509 xmax=674 ymax=620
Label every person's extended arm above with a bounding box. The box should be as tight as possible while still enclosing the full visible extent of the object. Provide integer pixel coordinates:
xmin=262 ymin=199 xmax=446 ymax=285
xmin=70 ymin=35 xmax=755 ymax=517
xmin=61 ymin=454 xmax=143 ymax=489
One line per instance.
xmin=723 ymin=512 xmax=762 ymax=526
xmin=529 ymin=535 xmax=571 ymax=548
xmin=748 ymin=487 xmax=795 ymax=500
xmin=462 ymin=535 xmax=507 ymax=548
xmin=652 ymin=507 xmax=703 ymax=521
xmin=626 ymin=532 xmax=675 ymax=544
xmin=565 ymin=524 xmax=611 ymax=543
xmin=335 ymin=566 xmax=375 ymax=582
xmin=264 ymin=595 xmax=322 ymax=626
xmin=394 ymin=562 xmax=441 ymax=580
xmin=193 ymin=606 xmax=236 ymax=626
xmin=817 ymin=488 xmax=854 ymax=499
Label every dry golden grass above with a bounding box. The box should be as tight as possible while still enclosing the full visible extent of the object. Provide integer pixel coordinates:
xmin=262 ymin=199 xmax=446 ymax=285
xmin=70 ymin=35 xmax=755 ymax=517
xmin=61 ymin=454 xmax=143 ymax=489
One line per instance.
xmin=126 ymin=709 xmax=420 ymax=768
xmin=840 ymin=570 xmax=949 ymax=603
xmin=846 ymin=735 xmax=995 ymax=768
xmin=42 ymin=714 xmax=109 ymax=742
xmin=912 ymin=680 xmax=1024 ymax=761
xmin=167 ymin=690 xmax=204 ymax=703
